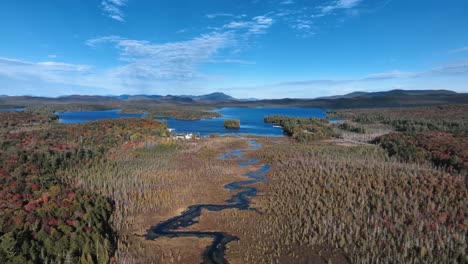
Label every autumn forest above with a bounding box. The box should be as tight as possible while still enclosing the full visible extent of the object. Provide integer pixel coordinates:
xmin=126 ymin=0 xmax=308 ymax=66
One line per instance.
xmin=0 ymin=99 xmax=467 ymax=264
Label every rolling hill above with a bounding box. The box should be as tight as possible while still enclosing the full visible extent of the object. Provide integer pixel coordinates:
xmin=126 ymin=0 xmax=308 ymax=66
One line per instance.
xmin=0 ymin=90 xmax=467 ymax=110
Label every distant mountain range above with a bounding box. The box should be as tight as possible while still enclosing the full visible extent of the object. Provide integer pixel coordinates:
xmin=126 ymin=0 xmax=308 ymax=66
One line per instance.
xmin=179 ymin=92 xmax=236 ymax=101
xmin=316 ymin=89 xmax=458 ymax=100
xmin=0 ymin=92 xmax=239 ymax=105
xmin=112 ymin=92 xmax=236 ymax=102
xmin=251 ymin=89 xmax=467 ymax=109
xmin=1 ymin=89 xmax=467 ymax=109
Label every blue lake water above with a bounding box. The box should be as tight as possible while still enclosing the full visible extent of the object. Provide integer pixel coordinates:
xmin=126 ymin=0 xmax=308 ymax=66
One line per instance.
xmin=57 ymin=109 xmax=146 ymax=124
xmin=162 ymin=107 xmax=327 ymax=136
xmin=55 ymin=107 xmax=327 ymax=136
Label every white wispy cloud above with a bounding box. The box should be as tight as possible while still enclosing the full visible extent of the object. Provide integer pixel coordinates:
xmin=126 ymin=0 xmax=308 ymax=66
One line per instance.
xmin=290 ymin=19 xmax=315 ymax=36
xmin=85 ymin=15 xmax=274 ymax=83
xmin=223 ymin=15 xmax=274 ymax=35
xmin=0 ymin=57 xmax=93 ymax=90
xmin=101 ymin=0 xmax=128 ymax=22
xmin=262 ymin=0 xmax=378 ymax=36
xmin=206 ymin=13 xmax=247 ymax=19
xmin=87 ymin=32 xmax=234 ymax=81
xmin=365 ymin=62 xmax=468 ymax=80
xmin=250 ymin=16 xmax=274 ymax=34
xmin=1 ymin=55 xmax=467 ymax=96
xmin=0 ymin=57 xmax=91 ymax=74
xmin=230 ymin=63 xmax=468 ymax=90
xmin=365 ymin=70 xmax=417 ymax=80
xmin=0 ymin=1 xmax=404 ymax=96
xmin=211 ymin=59 xmax=256 ymax=65
xmin=450 ymin=46 xmax=468 ymax=54
xmin=428 ymin=61 xmax=468 ymax=76
xmin=204 ymin=1 xmax=379 ymax=39
xmin=224 ymin=21 xmax=251 ymax=29
xmin=320 ymin=0 xmax=363 ymax=14
xmin=219 ymin=62 xmax=468 ymax=98
xmin=0 ymin=56 xmax=160 ymax=94
xmin=0 ymin=11 xmax=278 ymax=95
xmin=85 ymin=13 xmax=275 ymax=86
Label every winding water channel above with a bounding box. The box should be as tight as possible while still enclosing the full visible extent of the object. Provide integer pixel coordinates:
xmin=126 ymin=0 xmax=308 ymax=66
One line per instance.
xmin=145 ymin=139 xmax=270 ymax=264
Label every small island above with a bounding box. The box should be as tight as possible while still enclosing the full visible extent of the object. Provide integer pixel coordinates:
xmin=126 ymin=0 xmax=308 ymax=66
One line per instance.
xmin=224 ymin=119 xmax=240 ymax=129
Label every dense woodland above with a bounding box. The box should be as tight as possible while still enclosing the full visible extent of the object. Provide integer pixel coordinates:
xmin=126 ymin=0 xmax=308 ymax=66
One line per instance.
xmin=0 ymin=112 xmax=167 ymax=263
xmin=336 ymin=122 xmax=366 ymax=134
xmin=330 ymin=105 xmax=468 ymax=175
xmin=264 ymin=115 xmax=339 ymax=142
xmin=372 ymin=131 xmax=467 ymax=174
xmin=329 ymin=105 xmax=468 ymax=135
xmin=23 ymin=103 xmax=221 ymax=121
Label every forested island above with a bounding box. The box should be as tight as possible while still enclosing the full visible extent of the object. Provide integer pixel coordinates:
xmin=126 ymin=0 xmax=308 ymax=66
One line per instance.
xmin=223 ymin=119 xmax=240 ymax=129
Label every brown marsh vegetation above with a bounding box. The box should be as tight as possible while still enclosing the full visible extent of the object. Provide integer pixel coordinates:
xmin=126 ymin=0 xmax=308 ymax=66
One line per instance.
xmin=67 ymin=136 xmax=251 ymax=263
xmin=189 ymin=138 xmax=466 ymax=263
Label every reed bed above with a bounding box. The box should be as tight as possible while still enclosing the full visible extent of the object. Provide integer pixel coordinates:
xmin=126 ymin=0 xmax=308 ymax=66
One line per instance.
xmin=191 ymin=140 xmax=466 ymax=263
xmin=62 ymin=137 xmax=248 ymax=263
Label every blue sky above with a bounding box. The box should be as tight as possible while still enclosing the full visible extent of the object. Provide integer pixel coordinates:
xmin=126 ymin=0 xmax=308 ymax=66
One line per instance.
xmin=0 ymin=0 xmax=467 ymax=98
